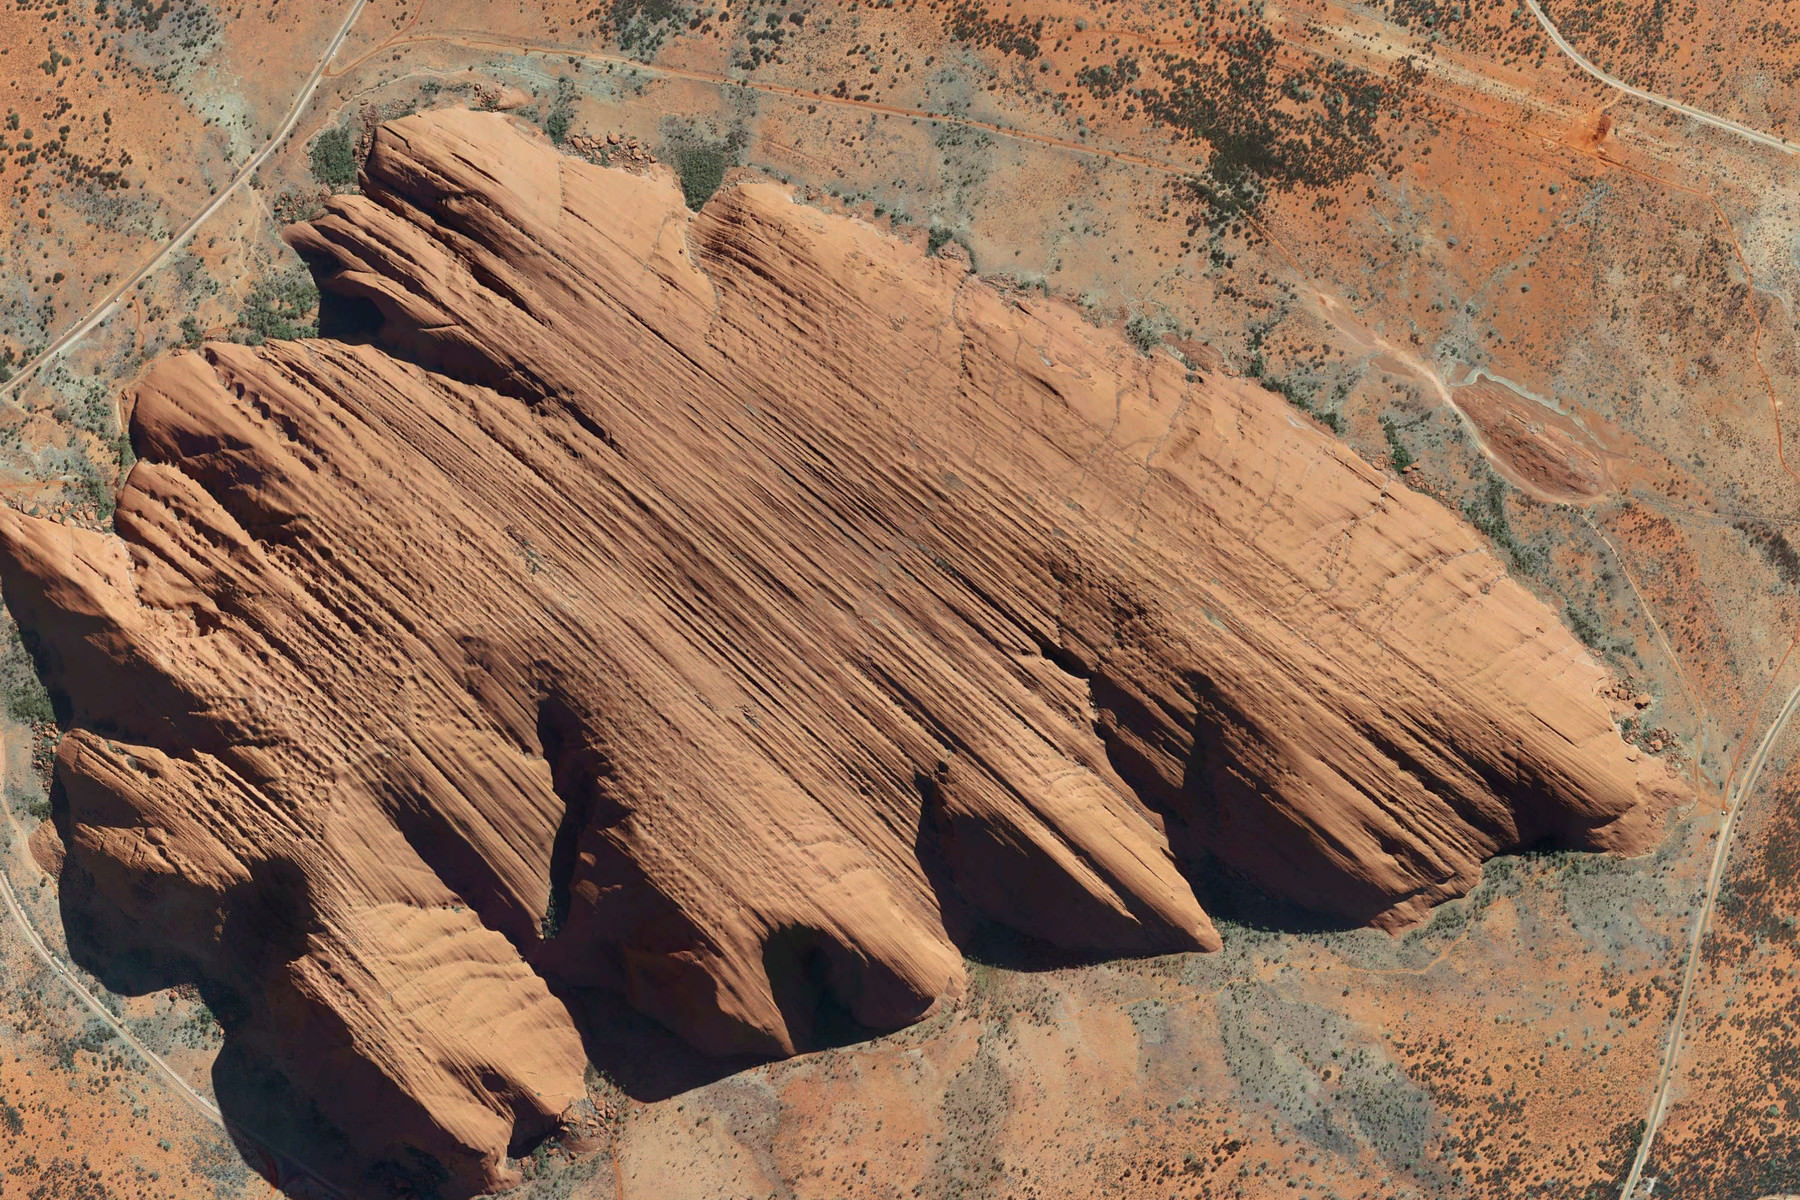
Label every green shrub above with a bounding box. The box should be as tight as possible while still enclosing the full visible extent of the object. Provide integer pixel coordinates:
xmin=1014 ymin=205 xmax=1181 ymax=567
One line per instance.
xmin=1382 ymin=416 xmax=1414 ymax=471
xmin=6 ymin=678 xmax=51 ymax=726
xmin=1461 ymin=472 xmax=1542 ymax=575
xmin=1 ymin=622 xmax=53 ymax=727
xmin=1125 ymin=314 xmax=1162 ymax=353
xmin=73 ymin=455 xmax=115 ymax=522
xmin=675 ymin=145 xmax=729 ymax=211
xmin=543 ymin=75 xmax=575 ymax=145
xmin=612 ymin=0 xmax=686 ymax=58
xmin=308 ymin=125 xmax=357 ymax=189
xmin=233 ymin=266 xmax=319 ymax=345
xmin=53 ymin=1020 xmax=113 ymax=1070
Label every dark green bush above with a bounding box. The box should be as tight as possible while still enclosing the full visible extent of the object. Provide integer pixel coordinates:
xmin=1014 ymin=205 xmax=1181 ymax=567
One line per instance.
xmin=612 ymin=0 xmax=685 ymax=58
xmin=1382 ymin=416 xmax=1414 ymax=471
xmin=675 ymin=146 xmax=728 ymax=211
xmin=543 ymin=75 xmax=575 ymax=145
xmin=1125 ymin=314 xmax=1161 ymax=352
xmin=234 ymin=266 xmax=319 ymax=345
xmin=1 ymin=623 xmax=53 ymax=726
xmin=308 ymin=126 xmax=357 ymax=189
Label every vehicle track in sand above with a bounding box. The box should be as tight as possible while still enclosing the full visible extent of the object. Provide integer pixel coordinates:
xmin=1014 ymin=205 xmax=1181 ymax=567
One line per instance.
xmin=1523 ymin=0 xmax=1798 ymax=156
xmin=0 ymin=830 xmax=222 ymax=1125
xmin=1616 ymin=679 xmax=1800 ymax=1199
xmin=0 ymin=2 xmax=372 ymax=1191
xmin=2 ymin=8 xmax=1789 ymax=1195
xmin=0 ymin=0 xmax=372 ymax=406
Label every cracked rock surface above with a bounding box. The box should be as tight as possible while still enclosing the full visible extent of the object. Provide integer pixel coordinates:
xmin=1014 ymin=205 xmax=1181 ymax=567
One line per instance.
xmin=0 ymin=109 xmax=1679 ymax=1196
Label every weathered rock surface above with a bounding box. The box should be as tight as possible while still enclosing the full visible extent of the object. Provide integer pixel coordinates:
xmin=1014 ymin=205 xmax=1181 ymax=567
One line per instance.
xmin=0 ymin=109 xmax=1677 ymax=1195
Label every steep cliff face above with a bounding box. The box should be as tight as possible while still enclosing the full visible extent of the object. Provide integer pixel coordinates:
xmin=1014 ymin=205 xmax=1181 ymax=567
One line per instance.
xmin=0 ymin=109 xmax=1676 ymax=1196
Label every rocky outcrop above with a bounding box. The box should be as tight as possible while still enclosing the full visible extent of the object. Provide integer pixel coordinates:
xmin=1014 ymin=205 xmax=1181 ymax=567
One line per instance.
xmin=0 ymin=109 xmax=1676 ymax=1196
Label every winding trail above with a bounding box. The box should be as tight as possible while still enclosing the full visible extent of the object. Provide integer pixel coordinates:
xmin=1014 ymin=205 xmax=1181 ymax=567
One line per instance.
xmin=0 ymin=780 xmax=355 ymax=1194
xmin=1522 ymin=0 xmax=1797 ymax=156
xmin=0 ymin=2 xmax=370 ymax=1191
xmin=1617 ymin=680 xmax=1800 ymax=1199
xmin=0 ymin=0 xmax=371 ymax=404
xmin=329 ymin=27 xmax=1322 ymax=281
xmin=370 ymin=28 xmax=1202 ymax=173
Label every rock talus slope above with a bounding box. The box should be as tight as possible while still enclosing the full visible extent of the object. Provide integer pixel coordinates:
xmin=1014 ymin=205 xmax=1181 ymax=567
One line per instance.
xmin=0 ymin=109 xmax=1678 ymax=1195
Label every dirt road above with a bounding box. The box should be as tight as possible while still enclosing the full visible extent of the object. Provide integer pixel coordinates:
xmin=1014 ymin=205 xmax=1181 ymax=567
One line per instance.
xmin=0 ymin=0 xmax=371 ymax=405
xmin=1522 ymin=0 xmax=1796 ymax=156
xmin=1617 ymin=680 xmax=1800 ymax=1198
xmin=0 ymin=847 xmax=223 ymax=1124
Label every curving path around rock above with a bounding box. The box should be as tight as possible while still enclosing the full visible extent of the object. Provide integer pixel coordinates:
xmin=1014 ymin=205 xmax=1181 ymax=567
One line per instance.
xmin=0 ymin=788 xmax=354 ymax=1196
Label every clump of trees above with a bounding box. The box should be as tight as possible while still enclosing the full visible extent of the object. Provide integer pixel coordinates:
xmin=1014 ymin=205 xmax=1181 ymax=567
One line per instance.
xmin=674 ymin=145 xmax=728 ymax=210
xmin=0 ymin=623 xmax=53 ymax=726
xmin=543 ymin=76 xmax=576 ymax=145
xmin=1382 ymin=416 xmax=1415 ymax=471
xmin=663 ymin=120 xmax=745 ymax=211
xmin=233 ymin=266 xmax=319 ymax=345
xmin=309 ymin=125 xmax=357 ymax=189
xmin=1126 ymin=313 xmax=1163 ymax=353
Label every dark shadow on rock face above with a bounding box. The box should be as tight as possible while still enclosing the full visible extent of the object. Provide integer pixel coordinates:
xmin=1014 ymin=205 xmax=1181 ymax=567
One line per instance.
xmin=543 ymin=945 xmax=891 ymax=1106
xmin=760 ymin=923 xmax=889 ymax=1053
xmin=1158 ymin=702 xmax=1365 ymax=936
xmin=209 ymin=961 xmax=499 ymax=1200
xmin=213 ymin=1036 xmax=481 ymax=1200
xmin=537 ymin=693 xmax=610 ymax=943
xmin=16 ymin=624 xmax=72 ymax=730
xmin=312 ymin=286 xmax=385 ymax=344
xmin=295 ymin=245 xmax=554 ymax=406
xmin=909 ymin=774 xmax=1110 ymax=974
xmin=212 ymin=1043 xmax=366 ymax=1200
xmin=556 ymin=984 xmax=760 ymax=1103
xmin=1091 ymin=669 xmax=1370 ymax=935
xmin=49 ymin=817 xmax=362 ymax=1197
xmin=1172 ymin=848 xmax=1365 ymax=936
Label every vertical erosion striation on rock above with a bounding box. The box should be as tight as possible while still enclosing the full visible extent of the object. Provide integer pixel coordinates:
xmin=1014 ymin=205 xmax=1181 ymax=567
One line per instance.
xmin=0 ymin=109 xmax=1680 ymax=1196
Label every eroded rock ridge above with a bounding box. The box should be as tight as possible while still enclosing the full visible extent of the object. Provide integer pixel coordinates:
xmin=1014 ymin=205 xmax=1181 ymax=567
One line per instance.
xmin=0 ymin=110 xmax=1674 ymax=1196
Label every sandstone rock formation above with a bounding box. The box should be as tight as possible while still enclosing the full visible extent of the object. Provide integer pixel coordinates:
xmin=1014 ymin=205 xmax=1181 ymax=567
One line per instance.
xmin=0 ymin=109 xmax=1677 ymax=1195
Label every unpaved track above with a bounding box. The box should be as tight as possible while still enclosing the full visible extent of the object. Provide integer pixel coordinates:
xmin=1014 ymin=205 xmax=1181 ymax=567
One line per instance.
xmin=1617 ymin=681 xmax=1800 ymax=1199
xmin=0 ymin=0 xmax=371 ymax=404
xmin=0 ymin=7 xmax=1781 ymax=1194
xmin=1522 ymin=0 xmax=1797 ymax=156
xmin=0 ymin=846 xmax=223 ymax=1124
xmin=0 ymin=0 xmax=369 ymax=1136
xmin=373 ymin=28 xmax=1203 ymax=175
xmin=0 ymin=784 xmax=354 ymax=1192
xmin=0 ymin=0 xmax=371 ymax=1186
